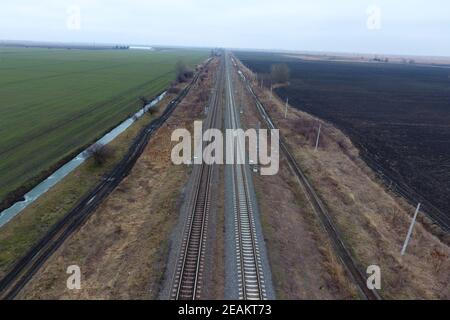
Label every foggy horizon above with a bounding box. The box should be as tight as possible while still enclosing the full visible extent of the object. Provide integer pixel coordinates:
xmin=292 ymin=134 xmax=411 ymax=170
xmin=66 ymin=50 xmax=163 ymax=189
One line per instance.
xmin=3 ymin=38 xmax=450 ymax=59
xmin=1 ymin=0 xmax=450 ymax=57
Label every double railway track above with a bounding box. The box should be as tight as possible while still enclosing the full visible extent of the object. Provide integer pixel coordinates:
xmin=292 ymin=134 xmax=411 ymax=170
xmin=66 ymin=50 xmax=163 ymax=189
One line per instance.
xmin=172 ymin=53 xmax=270 ymax=300
xmin=0 ymin=60 xmax=209 ymax=300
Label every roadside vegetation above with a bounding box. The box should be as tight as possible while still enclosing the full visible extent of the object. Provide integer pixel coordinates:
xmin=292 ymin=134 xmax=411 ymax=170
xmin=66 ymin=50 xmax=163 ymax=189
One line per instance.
xmin=175 ymin=60 xmax=194 ymax=83
xmin=85 ymin=143 xmax=115 ymax=166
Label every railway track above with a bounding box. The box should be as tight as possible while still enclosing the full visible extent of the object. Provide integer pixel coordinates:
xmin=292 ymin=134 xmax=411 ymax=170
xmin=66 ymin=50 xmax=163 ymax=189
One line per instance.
xmin=172 ymin=162 xmax=213 ymax=299
xmin=234 ymin=56 xmax=382 ymax=300
xmin=225 ymin=54 xmax=267 ymax=300
xmin=232 ymin=165 xmax=267 ymax=300
xmin=170 ymin=58 xmax=223 ymax=300
xmin=0 ymin=59 xmax=211 ymax=300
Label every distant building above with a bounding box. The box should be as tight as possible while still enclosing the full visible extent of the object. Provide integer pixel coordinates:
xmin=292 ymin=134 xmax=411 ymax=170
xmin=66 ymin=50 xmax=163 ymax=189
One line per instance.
xmin=129 ymin=46 xmax=154 ymax=51
xmin=113 ymin=45 xmax=130 ymax=50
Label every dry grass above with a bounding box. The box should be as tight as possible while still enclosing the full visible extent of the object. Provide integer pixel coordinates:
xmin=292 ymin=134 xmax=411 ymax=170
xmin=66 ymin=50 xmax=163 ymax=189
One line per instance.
xmin=237 ymin=59 xmax=450 ymax=299
xmin=253 ymin=158 xmax=358 ymax=299
xmin=16 ymin=59 xmax=219 ymax=300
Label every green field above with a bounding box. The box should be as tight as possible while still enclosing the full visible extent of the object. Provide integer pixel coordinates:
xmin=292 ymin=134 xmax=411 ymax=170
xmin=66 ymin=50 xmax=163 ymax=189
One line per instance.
xmin=0 ymin=47 xmax=207 ymax=203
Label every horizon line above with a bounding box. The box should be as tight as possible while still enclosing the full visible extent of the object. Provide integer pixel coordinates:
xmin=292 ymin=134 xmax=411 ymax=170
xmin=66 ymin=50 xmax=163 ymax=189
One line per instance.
xmin=2 ymin=38 xmax=450 ymax=60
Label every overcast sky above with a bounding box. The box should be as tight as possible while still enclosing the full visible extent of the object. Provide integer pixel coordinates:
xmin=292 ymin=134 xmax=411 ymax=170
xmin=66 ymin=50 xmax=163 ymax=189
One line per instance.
xmin=1 ymin=0 xmax=449 ymax=56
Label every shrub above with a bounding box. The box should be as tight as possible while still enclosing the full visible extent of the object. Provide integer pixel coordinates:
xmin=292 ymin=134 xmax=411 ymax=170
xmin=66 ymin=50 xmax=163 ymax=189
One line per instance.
xmin=176 ymin=61 xmax=194 ymax=83
xmin=147 ymin=105 xmax=159 ymax=115
xmin=168 ymin=86 xmax=181 ymax=94
xmin=86 ymin=143 xmax=115 ymax=166
xmin=271 ymin=63 xmax=290 ymax=84
xmin=139 ymin=96 xmax=150 ymax=107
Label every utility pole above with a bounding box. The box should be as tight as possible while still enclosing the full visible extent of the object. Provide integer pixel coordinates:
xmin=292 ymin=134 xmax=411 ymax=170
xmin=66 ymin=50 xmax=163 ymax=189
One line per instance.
xmin=240 ymin=86 xmax=244 ymax=114
xmin=401 ymin=203 xmax=421 ymax=256
xmin=285 ymin=98 xmax=289 ymax=118
xmin=254 ymin=121 xmax=261 ymax=173
xmin=256 ymin=121 xmax=260 ymax=161
xmin=315 ymin=124 xmax=322 ymax=152
xmin=270 ymin=85 xmax=273 ymax=100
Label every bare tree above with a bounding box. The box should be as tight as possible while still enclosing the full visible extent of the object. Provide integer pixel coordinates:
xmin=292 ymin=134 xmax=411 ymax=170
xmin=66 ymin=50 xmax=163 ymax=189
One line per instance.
xmin=86 ymin=143 xmax=115 ymax=166
xmin=176 ymin=61 xmax=194 ymax=83
xmin=270 ymin=63 xmax=290 ymax=84
xmin=147 ymin=105 xmax=159 ymax=115
xmin=139 ymin=96 xmax=150 ymax=107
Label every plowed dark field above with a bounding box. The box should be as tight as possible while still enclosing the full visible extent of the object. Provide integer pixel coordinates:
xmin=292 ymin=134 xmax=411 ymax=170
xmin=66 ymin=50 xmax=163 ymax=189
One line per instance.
xmin=236 ymin=51 xmax=450 ymax=230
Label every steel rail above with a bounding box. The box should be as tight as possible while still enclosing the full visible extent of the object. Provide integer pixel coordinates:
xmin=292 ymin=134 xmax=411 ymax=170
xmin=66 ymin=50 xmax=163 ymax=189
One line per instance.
xmin=171 ymin=57 xmax=223 ymax=300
